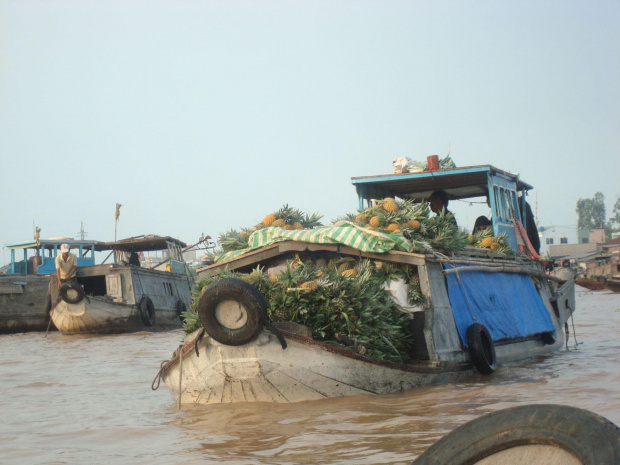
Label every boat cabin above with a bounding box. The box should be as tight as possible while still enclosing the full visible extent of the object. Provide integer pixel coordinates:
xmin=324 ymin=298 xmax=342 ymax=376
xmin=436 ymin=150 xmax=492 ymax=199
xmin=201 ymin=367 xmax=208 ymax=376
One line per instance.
xmin=351 ymin=165 xmax=536 ymax=253
xmin=105 ymin=235 xmax=189 ymax=273
xmin=5 ymin=239 xmax=106 ymax=275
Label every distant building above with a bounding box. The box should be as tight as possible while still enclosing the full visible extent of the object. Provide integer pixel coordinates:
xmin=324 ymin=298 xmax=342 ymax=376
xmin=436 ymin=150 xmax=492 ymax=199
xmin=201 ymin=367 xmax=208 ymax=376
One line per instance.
xmin=547 ymin=228 xmax=606 ymax=260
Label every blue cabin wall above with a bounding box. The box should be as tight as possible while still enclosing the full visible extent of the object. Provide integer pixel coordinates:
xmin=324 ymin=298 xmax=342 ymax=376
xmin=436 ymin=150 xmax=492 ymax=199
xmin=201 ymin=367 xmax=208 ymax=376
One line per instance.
xmin=8 ymin=242 xmax=98 ymax=275
xmin=487 ymin=173 xmax=521 ymax=251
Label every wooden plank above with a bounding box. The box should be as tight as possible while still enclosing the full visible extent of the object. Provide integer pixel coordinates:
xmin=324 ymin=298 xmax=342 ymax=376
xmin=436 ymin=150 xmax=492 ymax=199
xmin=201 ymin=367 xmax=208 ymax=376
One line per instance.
xmin=0 ymin=283 xmax=23 ymax=295
xmin=199 ymin=240 xmax=428 ymax=278
xmin=265 ymin=370 xmax=326 ymax=402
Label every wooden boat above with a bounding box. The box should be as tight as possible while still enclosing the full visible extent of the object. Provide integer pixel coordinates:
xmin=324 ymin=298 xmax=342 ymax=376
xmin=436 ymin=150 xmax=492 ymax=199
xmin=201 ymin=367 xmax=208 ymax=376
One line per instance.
xmin=575 ymin=278 xmax=605 ymax=291
xmin=1 ymin=238 xmax=105 ymax=333
xmin=157 ymin=165 xmax=576 ymax=405
xmin=50 ymin=235 xmax=194 ymax=335
xmin=603 ymin=277 xmax=620 ymax=293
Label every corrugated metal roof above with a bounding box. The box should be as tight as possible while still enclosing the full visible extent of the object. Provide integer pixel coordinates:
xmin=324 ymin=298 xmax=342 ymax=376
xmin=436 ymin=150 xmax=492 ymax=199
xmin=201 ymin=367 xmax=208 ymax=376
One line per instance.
xmin=351 ymin=165 xmax=533 ymax=201
xmin=104 ymin=235 xmax=186 ymax=252
xmin=5 ymin=239 xmax=108 ymax=251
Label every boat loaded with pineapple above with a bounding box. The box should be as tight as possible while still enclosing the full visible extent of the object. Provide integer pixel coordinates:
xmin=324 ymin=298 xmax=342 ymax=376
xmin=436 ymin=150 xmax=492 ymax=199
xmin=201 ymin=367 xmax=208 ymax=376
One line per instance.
xmin=155 ymin=161 xmax=576 ymax=405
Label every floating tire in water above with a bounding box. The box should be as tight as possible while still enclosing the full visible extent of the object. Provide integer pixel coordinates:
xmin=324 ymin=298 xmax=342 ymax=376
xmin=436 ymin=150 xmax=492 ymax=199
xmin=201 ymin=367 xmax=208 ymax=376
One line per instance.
xmin=198 ymin=278 xmax=267 ymax=346
xmin=139 ymin=296 xmax=156 ymax=326
xmin=175 ymin=300 xmax=187 ymax=323
xmin=466 ymin=323 xmax=496 ymax=375
xmin=412 ymin=404 xmax=620 ymax=465
xmin=59 ymin=281 xmax=85 ymax=304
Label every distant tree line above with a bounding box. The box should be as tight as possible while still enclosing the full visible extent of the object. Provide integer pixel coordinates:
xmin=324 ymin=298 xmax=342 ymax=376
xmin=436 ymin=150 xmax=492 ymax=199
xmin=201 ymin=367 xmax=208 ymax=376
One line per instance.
xmin=576 ymin=193 xmax=620 ymax=240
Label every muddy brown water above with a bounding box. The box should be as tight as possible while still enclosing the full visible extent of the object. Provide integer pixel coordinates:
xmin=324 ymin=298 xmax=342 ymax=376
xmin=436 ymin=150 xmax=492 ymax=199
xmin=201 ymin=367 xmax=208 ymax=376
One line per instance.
xmin=0 ymin=288 xmax=618 ymax=465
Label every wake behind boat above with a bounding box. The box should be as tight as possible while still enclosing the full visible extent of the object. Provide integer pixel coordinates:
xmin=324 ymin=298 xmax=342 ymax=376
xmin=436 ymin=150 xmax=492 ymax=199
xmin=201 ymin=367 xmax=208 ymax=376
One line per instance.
xmin=50 ymin=235 xmax=194 ymax=335
xmin=157 ymin=163 xmax=576 ymax=405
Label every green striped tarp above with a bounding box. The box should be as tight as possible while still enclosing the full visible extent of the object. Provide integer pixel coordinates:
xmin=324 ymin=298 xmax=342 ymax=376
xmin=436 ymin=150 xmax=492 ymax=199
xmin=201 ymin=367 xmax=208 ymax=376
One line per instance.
xmin=216 ymin=221 xmax=423 ymax=263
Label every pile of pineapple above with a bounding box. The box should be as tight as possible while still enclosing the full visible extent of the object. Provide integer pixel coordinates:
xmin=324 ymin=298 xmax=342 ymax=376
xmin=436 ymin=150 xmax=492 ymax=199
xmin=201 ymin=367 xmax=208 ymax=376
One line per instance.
xmin=216 ymin=205 xmax=323 ymax=254
xmin=354 ymin=197 xmax=426 ymax=233
xmin=183 ymin=255 xmax=424 ymax=363
xmin=467 ymin=227 xmax=513 ymax=255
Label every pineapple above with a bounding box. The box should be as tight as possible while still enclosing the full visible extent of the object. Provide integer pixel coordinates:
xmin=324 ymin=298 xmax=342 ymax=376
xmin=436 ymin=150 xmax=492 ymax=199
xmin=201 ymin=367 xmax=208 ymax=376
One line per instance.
xmin=409 ymin=274 xmax=420 ymax=288
xmin=283 ymin=224 xmax=294 ymax=230
xmin=300 ymin=280 xmax=319 ymax=291
xmin=271 ymin=219 xmax=286 ymax=228
xmin=490 ymin=241 xmax=500 ymax=251
xmin=468 ymin=235 xmax=476 ymax=244
xmin=404 ymin=219 xmax=421 ymax=230
xmin=341 ymin=268 xmax=357 ymax=278
xmin=263 ymin=213 xmax=277 ymax=226
xmin=481 ymin=237 xmax=494 ymax=248
xmin=387 ymin=223 xmax=400 ymax=232
xmin=369 ymin=215 xmax=384 ymax=228
xmin=355 ymin=214 xmax=369 ymax=225
xmin=314 ymin=258 xmax=328 ymax=268
xmin=273 ymin=306 xmax=288 ymax=319
xmin=382 ymin=200 xmax=399 ymax=213
xmin=292 ymin=222 xmax=304 ymax=230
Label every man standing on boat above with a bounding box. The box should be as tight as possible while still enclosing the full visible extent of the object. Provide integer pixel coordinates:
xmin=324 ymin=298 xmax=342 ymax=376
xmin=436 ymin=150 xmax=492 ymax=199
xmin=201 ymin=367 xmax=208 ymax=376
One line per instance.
xmin=55 ymin=244 xmax=77 ymax=289
xmin=429 ymin=190 xmax=458 ymax=227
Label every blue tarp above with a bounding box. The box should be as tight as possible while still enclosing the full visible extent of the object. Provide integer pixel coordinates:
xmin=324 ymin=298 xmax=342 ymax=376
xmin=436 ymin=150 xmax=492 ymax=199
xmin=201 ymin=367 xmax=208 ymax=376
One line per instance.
xmin=444 ymin=264 xmax=555 ymax=347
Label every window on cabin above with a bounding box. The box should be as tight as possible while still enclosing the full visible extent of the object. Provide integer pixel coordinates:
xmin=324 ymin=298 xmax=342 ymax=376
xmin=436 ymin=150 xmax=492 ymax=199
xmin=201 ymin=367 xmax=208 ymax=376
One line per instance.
xmin=499 ymin=188 xmax=508 ymax=219
xmin=581 ymin=238 xmax=589 ymax=244
xmin=546 ymin=238 xmax=554 ymax=245
xmin=561 ymin=237 xmax=568 ymax=244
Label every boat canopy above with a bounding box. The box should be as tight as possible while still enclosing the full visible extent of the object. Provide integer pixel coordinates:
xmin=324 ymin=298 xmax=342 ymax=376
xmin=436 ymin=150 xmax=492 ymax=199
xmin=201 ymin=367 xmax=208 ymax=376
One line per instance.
xmin=352 ymin=165 xmax=536 ymax=253
xmin=104 ymin=235 xmax=187 ymax=252
xmin=351 ymin=165 xmax=532 ymax=205
xmin=4 ymin=239 xmax=107 ymax=275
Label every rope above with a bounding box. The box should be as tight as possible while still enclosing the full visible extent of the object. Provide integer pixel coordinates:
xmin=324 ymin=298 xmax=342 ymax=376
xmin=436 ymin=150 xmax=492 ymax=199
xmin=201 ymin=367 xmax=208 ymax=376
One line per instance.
xmin=151 ymin=359 xmax=169 ymax=391
xmin=178 ymin=344 xmax=183 ymax=410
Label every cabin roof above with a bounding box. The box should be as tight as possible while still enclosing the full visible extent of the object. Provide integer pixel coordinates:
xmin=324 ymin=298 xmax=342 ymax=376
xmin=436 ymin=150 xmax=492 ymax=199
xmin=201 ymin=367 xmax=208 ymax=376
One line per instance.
xmin=5 ymin=239 xmax=108 ymax=251
xmin=351 ymin=165 xmax=533 ymax=201
xmin=104 ymin=235 xmax=186 ymax=252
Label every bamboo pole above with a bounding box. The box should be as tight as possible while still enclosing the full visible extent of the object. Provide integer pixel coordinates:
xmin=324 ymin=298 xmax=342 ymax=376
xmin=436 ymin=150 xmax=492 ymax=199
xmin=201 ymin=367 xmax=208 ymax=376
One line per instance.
xmin=443 ymin=265 xmax=566 ymax=282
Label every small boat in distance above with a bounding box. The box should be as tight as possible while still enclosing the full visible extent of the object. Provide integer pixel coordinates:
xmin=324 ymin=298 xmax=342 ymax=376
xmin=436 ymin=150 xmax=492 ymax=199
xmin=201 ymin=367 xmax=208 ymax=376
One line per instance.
xmin=50 ymin=235 xmax=194 ymax=335
xmin=158 ymin=164 xmax=576 ymax=405
xmin=1 ymin=238 xmax=105 ymax=333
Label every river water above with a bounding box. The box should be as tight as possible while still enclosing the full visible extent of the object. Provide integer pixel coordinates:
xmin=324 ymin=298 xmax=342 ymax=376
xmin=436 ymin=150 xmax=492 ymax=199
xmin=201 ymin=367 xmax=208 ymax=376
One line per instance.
xmin=1 ymin=287 xmax=618 ymax=465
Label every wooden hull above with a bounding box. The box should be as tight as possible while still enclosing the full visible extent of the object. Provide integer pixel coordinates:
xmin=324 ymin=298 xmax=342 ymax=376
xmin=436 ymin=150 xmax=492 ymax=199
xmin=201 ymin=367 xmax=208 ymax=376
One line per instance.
xmin=161 ymin=329 xmax=470 ymax=404
xmin=0 ymin=275 xmax=53 ymax=333
xmin=161 ymin=324 xmax=565 ymax=405
xmin=51 ymin=297 xmax=182 ymax=335
xmin=49 ymin=264 xmax=193 ymax=335
xmin=604 ymin=278 xmax=620 ymax=293
xmin=575 ymin=278 xmax=605 ymax=291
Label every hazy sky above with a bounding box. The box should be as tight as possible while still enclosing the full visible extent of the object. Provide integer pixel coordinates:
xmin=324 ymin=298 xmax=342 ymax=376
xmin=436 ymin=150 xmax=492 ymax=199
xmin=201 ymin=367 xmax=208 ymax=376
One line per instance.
xmin=1 ymin=1 xmax=619 ymax=265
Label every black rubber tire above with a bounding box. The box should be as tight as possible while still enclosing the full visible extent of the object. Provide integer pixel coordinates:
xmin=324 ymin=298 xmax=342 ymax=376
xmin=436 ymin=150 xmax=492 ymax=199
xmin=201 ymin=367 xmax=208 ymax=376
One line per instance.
xmin=411 ymin=404 xmax=620 ymax=465
xmin=59 ymin=281 xmax=85 ymax=304
xmin=467 ymin=323 xmax=496 ymax=375
xmin=139 ymin=296 xmax=156 ymax=326
xmin=175 ymin=300 xmax=187 ymax=323
xmin=198 ymin=278 xmax=267 ymax=346
xmin=541 ymin=331 xmax=556 ymax=345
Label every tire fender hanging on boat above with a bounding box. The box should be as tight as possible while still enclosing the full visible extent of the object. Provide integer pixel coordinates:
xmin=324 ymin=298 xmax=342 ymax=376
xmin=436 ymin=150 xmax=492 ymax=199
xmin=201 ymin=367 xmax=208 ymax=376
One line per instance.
xmin=197 ymin=278 xmax=267 ymax=346
xmin=466 ymin=323 xmax=496 ymax=375
xmin=139 ymin=296 xmax=156 ymax=326
xmin=59 ymin=281 xmax=85 ymax=304
xmin=175 ymin=300 xmax=187 ymax=323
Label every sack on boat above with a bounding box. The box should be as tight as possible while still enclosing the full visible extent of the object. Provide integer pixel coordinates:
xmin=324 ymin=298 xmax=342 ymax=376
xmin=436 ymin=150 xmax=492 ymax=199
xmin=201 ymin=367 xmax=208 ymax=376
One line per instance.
xmin=392 ymin=156 xmax=413 ymax=174
xmin=381 ymin=278 xmax=424 ymax=314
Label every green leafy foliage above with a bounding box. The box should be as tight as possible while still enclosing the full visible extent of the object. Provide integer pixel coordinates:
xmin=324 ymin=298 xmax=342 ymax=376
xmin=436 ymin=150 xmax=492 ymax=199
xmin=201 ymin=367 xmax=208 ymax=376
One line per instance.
xmin=184 ymin=257 xmax=420 ymax=363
